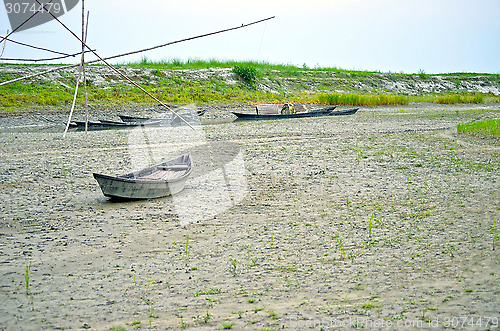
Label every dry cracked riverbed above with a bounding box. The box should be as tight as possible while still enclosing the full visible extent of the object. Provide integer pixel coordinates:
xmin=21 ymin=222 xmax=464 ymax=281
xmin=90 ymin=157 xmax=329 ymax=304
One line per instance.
xmin=0 ymin=103 xmax=499 ymax=330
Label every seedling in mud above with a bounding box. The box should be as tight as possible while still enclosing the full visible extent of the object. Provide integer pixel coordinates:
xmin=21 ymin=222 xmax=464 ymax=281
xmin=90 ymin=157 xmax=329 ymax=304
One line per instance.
xmin=323 ymin=301 xmax=335 ymax=314
xmin=268 ymin=228 xmax=275 ymax=248
xmin=368 ymin=214 xmax=374 ymax=240
xmin=194 ymin=288 xmax=221 ymax=297
xmin=183 ymin=235 xmax=191 ymax=265
xmin=221 ymin=321 xmax=234 ymax=329
xmin=192 ymin=311 xmax=213 ymax=325
xmin=148 ymin=300 xmax=157 ymax=329
xmin=444 ymin=244 xmax=455 ymax=258
xmin=246 ymin=245 xmax=259 ymax=269
xmin=247 ymin=245 xmax=251 ymax=270
xmin=332 ymin=234 xmax=347 ymax=260
xmin=206 ymin=296 xmax=216 ymax=308
xmin=179 ymin=315 xmax=187 ymax=330
xmin=229 ymin=259 xmax=239 ymax=275
xmin=144 ymin=272 xmax=156 ymax=297
xmin=329 ymin=175 xmax=335 ymax=185
xmin=293 ymin=199 xmax=298 ymax=222
xmin=250 ymin=257 xmax=259 ymax=267
xmin=493 ymin=218 xmax=499 ymax=250
xmin=25 ymin=262 xmax=32 ymax=295
xmin=149 ymin=300 xmax=155 ymax=318
xmin=346 ymin=195 xmax=351 ymax=209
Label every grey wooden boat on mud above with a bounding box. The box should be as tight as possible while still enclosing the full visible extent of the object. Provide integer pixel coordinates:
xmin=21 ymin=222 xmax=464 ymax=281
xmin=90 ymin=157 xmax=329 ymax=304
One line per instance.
xmin=93 ymin=153 xmax=192 ymax=200
xmin=69 ymin=119 xmax=163 ymax=130
xmin=232 ymin=106 xmax=358 ymax=120
xmin=119 ymin=109 xmax=207 ymax=123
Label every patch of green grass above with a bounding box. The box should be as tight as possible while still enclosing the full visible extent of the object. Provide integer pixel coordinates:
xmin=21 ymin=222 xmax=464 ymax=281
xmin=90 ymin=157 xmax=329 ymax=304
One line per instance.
xmin=317 ymin=93 xmax=410 ymax=106
xmin=268 ymin=228 xmax=275 ymax=248
xmin=195 ymin=288 xmax=221 ymax=297
xmin=361 ymin=301 xmax=380 ymax=309
xmin=232 ymin=65 xmax=258 ymax=87
xmin=24 ymin=262 xmax=32 ymax=295
xmin=457 ymin=119 xmax=500 ymax=137
xmin=221 ymin=321 xmax=235 ymax=329
xmin=317 ymin=92 xmax=492 ymax=106
xmin=434 ymin=93 xmax=483 ymax=104
xmin=0 ymin=81 xmax=73 ymax=109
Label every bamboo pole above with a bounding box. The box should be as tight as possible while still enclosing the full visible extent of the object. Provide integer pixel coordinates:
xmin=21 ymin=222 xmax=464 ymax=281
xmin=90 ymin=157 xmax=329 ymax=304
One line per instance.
xmin=62 ymin=8 xmax=90 ymax=137
xmin=83 ymin=14 xmax=89 ymax=133
xmin=63 ymin=71 xmax=81 ymax=137
xmin=82 ymin=2 xmax=89 ymax=134
xmin=0 ymin=30 xmax=7 ymax=57
xmin=0 ymin=34 xmax=85 ymax=57
xmin=0 ymin=16 xmax=275 ymax=87
xmin=36 ymin=0 xmax=194 ymax=130
xmin=0 ymin=50 xmax=93 ymax=62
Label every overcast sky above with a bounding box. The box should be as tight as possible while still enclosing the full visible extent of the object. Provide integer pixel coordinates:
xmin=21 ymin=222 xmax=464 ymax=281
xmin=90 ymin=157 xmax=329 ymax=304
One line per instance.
xmin=1 ymin=0 xmax=499 ymax=74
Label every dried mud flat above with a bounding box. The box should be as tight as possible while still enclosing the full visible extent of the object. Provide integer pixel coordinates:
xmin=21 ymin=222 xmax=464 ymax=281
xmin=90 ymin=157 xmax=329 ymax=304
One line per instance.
xmin=0 ymin=103 xmax=499 ymax=330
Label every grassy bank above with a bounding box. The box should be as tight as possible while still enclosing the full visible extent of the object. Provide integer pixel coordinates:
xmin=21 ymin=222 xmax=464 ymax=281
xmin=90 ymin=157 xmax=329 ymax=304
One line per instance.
xmin=458 ymin=119 xmax=500 ymax=137
xmin=1 ymin=59 xmax=499 ymax=112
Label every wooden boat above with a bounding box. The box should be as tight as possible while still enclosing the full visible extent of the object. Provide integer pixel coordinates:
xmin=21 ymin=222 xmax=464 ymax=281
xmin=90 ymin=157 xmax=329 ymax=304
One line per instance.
xmin=69 ymin=119 xmax=163 ymax=130
xmin=232 ymin=106 xmax=358 ymax=120
xmin=119 ymin=109 xmax=207 ymax=123
xmin=93 ymin=153 xmax=192 ymax=200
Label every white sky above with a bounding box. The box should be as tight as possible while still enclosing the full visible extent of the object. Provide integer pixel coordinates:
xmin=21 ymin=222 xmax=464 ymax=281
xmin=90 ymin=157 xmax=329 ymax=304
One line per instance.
xmin=1 ymin=0 xmax=499 ymax=73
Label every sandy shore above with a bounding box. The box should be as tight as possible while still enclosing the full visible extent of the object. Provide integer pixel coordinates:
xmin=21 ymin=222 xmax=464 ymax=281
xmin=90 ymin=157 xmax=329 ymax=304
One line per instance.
xmin=0 ymin=103 xmax=499 ymax=330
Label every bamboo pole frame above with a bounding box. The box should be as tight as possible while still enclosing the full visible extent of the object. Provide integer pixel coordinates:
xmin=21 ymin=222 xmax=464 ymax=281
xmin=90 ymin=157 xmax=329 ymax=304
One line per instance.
xmin=0 ymin=16 xmax=275 ymax=87
xmin=62 ymin=8 xmax=89 ymax=138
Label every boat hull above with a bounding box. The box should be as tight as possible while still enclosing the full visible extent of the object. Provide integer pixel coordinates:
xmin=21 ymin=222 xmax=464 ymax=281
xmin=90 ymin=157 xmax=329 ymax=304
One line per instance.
xmin=69 ymin=120 xmax=162 ymax=130
xmin=93 ymin=174 xmax=188 ymax=199
xmin=119 ymin=109 xmax=207 ymax=123
xmin=232 ymin=106 xmax=358 ymax=120
xmin=93 ymin=154 xmax=192 ymax=200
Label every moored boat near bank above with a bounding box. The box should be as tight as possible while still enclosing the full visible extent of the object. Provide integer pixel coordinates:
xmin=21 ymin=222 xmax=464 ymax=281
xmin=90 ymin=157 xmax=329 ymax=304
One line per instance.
xmin=232 ymin=105 xmax=359 ymax=120
xmin=93 ymin=154 xmax=192 ymax=200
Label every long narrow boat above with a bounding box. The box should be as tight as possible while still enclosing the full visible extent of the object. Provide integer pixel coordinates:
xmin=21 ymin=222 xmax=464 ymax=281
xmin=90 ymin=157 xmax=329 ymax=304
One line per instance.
xmin=232 ymin=106 xmax=358 ymax=120
xmin=93 ymin=154 xmax=192 ymax=200
xmin=69 ymin=119 xmax=163 ymax=130
xmin=119 ymin=109 xmax=207 ymax=123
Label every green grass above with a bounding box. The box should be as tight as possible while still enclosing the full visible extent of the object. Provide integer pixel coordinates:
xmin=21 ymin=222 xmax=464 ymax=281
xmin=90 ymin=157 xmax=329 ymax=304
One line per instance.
xmin=457 ymin=119 xmax=500 ymax=137
xmin=1 ymin=59 xmax=499 ymax=111
xmin=108 ymin=327 xmax=127 ymax=331
xmin=194 ymin=288 xmax=221 ymax=297
xmin=317 ymin=93 xmax=410 ymax=106
xmin=232 ymin=65 xmax=258 ymax=86
xmin=433 ymin=93 xmax=484 ymax=104
xmin=122 ymin=58 xmax=500 ymax=77
xmin=317 ymin=92 xmax=492 ymax=106
xmin=221 ymin=321 xmax=235 ymax=329
xmin=122 ymin=57 xmax=340 ymax=73
xmin=25 ymin=262 xmax=32 ymax=295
